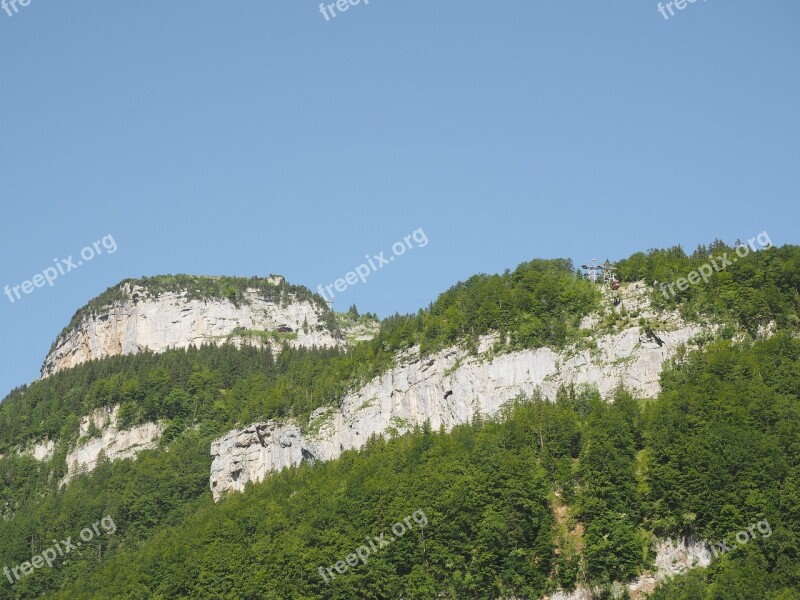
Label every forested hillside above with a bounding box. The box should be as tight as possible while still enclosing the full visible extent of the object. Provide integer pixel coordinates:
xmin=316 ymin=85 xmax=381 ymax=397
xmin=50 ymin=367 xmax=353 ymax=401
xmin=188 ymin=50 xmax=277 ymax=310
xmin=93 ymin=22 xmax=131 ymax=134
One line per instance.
xmin=1 ymin=245 xmax=799 ymax=599
xmin=5 ymin=335 xmax=798 ymax=599
xmin=617 ymin=241 xmax=800 ymax=336
xmin=1 ymin=258 xmax=602 ymax=455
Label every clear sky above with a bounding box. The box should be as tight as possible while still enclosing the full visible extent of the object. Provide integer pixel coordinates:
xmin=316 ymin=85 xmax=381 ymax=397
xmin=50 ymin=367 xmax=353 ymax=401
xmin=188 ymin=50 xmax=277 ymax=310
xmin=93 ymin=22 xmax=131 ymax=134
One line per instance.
xmin=1 ymin=1 xmax=798 ymax=397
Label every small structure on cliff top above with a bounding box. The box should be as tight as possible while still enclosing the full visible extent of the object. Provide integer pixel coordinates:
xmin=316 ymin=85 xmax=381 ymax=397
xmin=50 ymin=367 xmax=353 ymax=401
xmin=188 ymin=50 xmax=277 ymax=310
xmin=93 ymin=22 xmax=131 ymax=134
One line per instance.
xmin=582 ymin=259 xmax=621 ymax=304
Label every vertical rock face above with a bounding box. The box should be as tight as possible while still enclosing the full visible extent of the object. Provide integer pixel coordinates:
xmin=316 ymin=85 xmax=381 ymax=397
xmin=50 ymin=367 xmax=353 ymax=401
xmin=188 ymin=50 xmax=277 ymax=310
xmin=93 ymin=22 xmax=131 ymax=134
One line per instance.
xmin=210 ymin=320 xmax=706 ymax=501
xmin=22 ymin=275 xmax=378 ymax=488
xmin=210 ymin=422 xmax=310 ymax=499
xmin=652 ymin=537 xmax=713 ymax=576
xmin=17 ymin=407 xmax=164 ymax=485
xmin=62 ymin=405 xmax=164 ymax=484
xmin=42 ymin=277 xmax=340 ymax=377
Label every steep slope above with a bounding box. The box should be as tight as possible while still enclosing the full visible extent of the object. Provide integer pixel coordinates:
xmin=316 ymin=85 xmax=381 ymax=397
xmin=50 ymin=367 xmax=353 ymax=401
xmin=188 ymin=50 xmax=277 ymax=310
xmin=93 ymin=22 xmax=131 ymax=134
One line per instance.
xmin=210 ymin=283 xmax=707 ymax=500
xmin=42 ymin=275 xmax=342 ymax=377
xmin=37 ymin=333 xmax=800 ymax=600
xmin=3 ymin=245 xmax=798 ymax=599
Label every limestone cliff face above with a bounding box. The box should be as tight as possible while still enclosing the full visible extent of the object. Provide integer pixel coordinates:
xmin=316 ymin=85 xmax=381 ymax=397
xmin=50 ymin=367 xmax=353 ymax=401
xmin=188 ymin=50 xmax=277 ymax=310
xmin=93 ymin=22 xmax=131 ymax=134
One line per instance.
xmin=62 ymin=405 xmax=163 ymax=484
xmin=42 ymin=278 xmax=339 ymax=377
xmin=20 ymin=438 xmax=56 ymax=462
xmin=16 ymin=406 xmax=163 ymax=485
xmin=209 ymin=316 xmax=706 ymax=501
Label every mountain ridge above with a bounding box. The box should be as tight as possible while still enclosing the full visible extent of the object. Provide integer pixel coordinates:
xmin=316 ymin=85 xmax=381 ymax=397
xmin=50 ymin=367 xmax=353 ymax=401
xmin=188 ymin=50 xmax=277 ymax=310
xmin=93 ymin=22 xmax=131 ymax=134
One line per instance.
xmin=41 ymin=274 xmax=353 ymax=378
xmin=2 ymin=244 xmax=799 ymax=599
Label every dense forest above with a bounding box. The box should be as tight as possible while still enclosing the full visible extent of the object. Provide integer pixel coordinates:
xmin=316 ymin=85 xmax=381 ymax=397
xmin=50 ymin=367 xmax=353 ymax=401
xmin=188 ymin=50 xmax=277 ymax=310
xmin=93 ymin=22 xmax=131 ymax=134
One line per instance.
xmin=1 ymin=244 xmax=799 ymax=598
xmin=617 ymin=240 xmax=800 ymax=336
xmin=3 ymin=335 xmax=798 ymax=598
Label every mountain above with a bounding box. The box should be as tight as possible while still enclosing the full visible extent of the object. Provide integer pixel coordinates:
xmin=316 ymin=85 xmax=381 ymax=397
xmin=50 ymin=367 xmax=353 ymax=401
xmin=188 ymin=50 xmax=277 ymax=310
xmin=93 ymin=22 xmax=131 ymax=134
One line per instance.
xmin=1 ymin=243 xmax=799 ymax=599
xmin=209 ymin=282 xmax=705 ymax=501
xmin=41 ymin=275 xmax=359 ymax=377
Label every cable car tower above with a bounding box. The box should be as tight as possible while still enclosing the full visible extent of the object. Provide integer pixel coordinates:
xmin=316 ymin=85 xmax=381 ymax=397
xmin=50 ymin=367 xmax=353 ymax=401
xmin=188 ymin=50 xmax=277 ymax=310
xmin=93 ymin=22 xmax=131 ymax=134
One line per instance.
xmin=601 ymin=261 xmax=620 ymax=291
xmin=581 ymin=259 xmax=604 ymax=284
xmin=582 ymin=259 xmax=621 ymax=306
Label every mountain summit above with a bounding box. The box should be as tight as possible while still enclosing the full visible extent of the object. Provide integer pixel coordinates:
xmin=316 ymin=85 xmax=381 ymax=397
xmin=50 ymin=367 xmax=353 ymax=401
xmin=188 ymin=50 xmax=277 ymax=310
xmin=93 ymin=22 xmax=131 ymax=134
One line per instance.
xmin=42 ymin=275 xmax=345 ymax=377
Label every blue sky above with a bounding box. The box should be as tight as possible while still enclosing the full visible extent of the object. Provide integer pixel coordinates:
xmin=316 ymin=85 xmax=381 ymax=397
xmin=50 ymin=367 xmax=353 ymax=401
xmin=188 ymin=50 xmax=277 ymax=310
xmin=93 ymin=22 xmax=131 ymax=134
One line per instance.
xmin=1 ymin=1 xmax=798 ymax=397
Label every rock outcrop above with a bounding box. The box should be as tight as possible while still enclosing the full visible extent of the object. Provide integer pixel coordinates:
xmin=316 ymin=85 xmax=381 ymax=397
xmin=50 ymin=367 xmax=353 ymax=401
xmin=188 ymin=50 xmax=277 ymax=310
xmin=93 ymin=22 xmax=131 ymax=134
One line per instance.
xmin=20 ymin=438 xmax=55 ymax=462
xmin=16 ymin=406 xmax=163 ymax=485
xmin=42 ymin=278 xmax=340 ymax=377
xmin=544 ymin=537 xmax=712 ymax=600
xmin=210 ymin=314 xmax=706 ymax=500
xmin=62 ymin=405 xmax=163 ymax=484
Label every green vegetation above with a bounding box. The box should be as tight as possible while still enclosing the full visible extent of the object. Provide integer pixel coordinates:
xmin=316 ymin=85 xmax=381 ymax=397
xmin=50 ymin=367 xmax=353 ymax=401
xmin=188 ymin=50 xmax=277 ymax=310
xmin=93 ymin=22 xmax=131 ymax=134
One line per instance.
xmin=2 ymin=248 xmax=800 ymax=598
xmin=17 ymin=332 xmax=800 ymax=600
xmin=616 ymin=242 xmax=800 ymax=336
xmin=0 ymin=343 xmax=378 ymax=460
xmin=5 ymin=259 xmax=601 ymax=455
xmin=336 ymin=308 xmax=381 ymax=344
xmin=640 ymin=335 xmax=800 ymax=598
xmin=228 ymin=327 xmax=299 ymax=344
xmin=3 ymin=389 xmax=646 ymax=600
xmin=576 ymin=390 xmax=646 ymax=583
xmin=0 ymin=430 xmax=216 ymax=599
xmin=376 ymin=258 xmax=601 ymax=357
xmin=42 ymin=408 xmax=559 ymax=599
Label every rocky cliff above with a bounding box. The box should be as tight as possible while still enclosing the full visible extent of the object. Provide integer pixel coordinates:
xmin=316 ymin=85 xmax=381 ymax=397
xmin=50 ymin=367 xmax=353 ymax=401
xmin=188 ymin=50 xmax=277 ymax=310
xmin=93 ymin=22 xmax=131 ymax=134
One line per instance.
xmin=15 ymin=406 xmax=163 ymax=485
xmin=545 ymin=537 xmax=712 ymax=600
xmin=62 ymin=405 xmax=163 ymax=484
xmin=42 ymin=276 xmax=341 ymax=377
xmin=210 ymin=283 xmax=709 ymax=500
